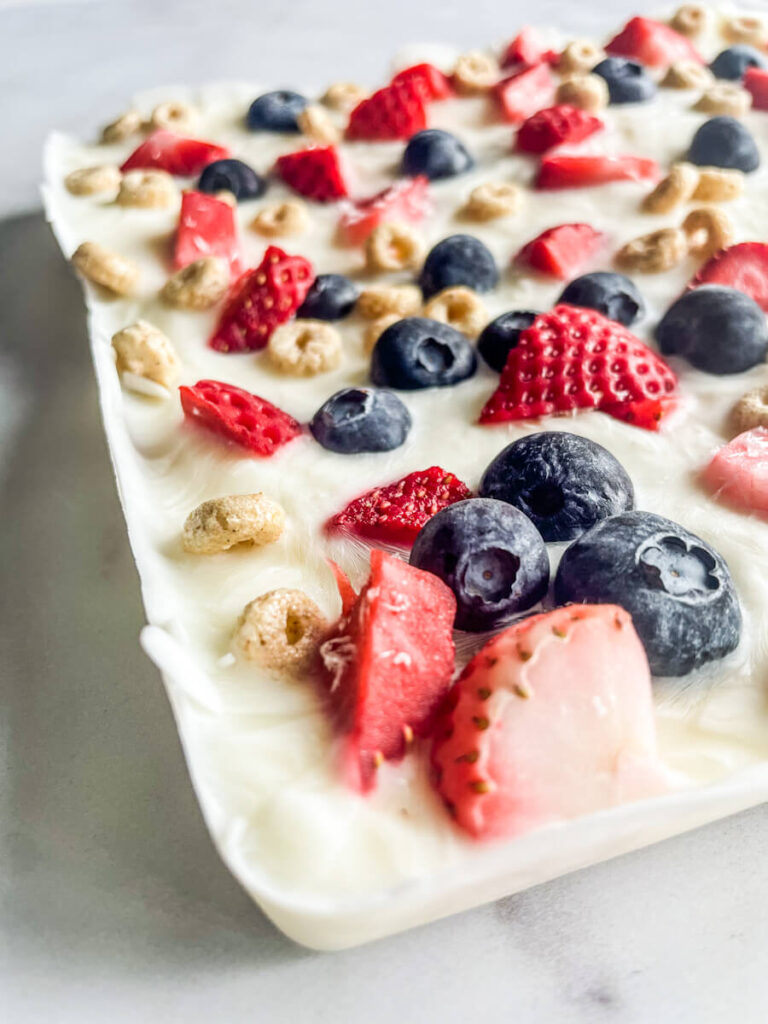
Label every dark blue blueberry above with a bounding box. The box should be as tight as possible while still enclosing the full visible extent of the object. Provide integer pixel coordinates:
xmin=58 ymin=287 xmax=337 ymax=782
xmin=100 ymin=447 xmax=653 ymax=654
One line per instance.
xmin=371 ymin=317 xmax=477 ymax=390
xmin=710 ymin=45 xmax=768 ymax=80
xmin=246 ymin=90 xmax=307 ymax=132
xmin=477 ymin=311 xmax=537 ymax=373
xmin=656 ymin=285 xmax=768 ymax=374
xmin=401 ymin=129 xmax=474 ymax=180
xmin=297 ymin=274 xmax=359 ymax=320
xmin=554 ymin=511 xmax=741 ymax=676
xmin=419 ymin=234 xmax=499 ymax=299
xmin=410 ymin=498 xmax=550 ymax=631
xmin=309 ymin=388 xmax=411 ymax=454
xmin=479 ymin=432 xmax=634 ymax=542
xmin=687 ymin=116 xmax=760 ymax=172
xmin=558 ymin=272 xmax=645 ymax=327
xmin=592 ymin=57 xmax=656 ymax=104
xmin=197 ymin=158 xmax=266 ymax=201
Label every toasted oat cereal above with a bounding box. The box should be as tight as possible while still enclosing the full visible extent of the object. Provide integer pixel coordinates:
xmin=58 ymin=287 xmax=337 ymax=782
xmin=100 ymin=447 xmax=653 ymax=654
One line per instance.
xmin=72 ymin=241 xmax=139 ymax=296
xmin=731 ymin=387 xmax=768 ymax=435
xmin=161 ymin=257 xmax=230 ymax=311
xmin=661 ymin=60 xmax=714 ymax=89
xmin=251 ymin=200 xmax=309 ymax=237
xmin=365 ymin=222 xmax=424 ymax=272
xmin=101 ymin=109 xmax=143 ymax=143
xmin=682 ymin=207 xmax=734 ymax=259
xmin=297 ymin=104 xmax=341 ymax=144
xmin=65 ymin=164 xmax=122 ymax=197
xmin=692 ymin=167 xmax=744 ymax=203
xmin=215 ymin=190 xmax=237 ymax=207
xmin=117 ymin=169 xmax=178 ymax=208
xmin=357 ymin=284 xmax=422 ymax=319
xmin=670 ymin=3 xmax=710 ymax=37
xmin=694 ymin=82 xmax=751 ymax=117
xmin=555 ymin=73 xmax=609 ymax=113
xmin=558 ymin=40 xmax=604 ymax=75
xmin=111 ymin=320 xmax=180 ymax=389
xmin=150 ymin=100 xmax=197 ymax=132
xmin=452 ymin=51 xmax=499 ymax=94
xmin=321 ymin=81 xmax=367 ymax=111
xmin=615 ymin=228 xmax=688 ymax=273
xmin=642 ymin=162 xmax=700 ymax=214
xmin=423 ymin=287 xmax=488 ymax=338
xmin=268 ymin=320 xmax=342 ymax=376
xmin=232 ymin=588 xmax=328 ymax=673
xmin=462 ymin=182 xmax=522 ymax=221
xmin=721 ymin=13 xmax=767 ymax=46
xmin=364 ymin=314 xmax=402 ymax=354
xmin=182 ymin=493 xmax=286 ymax=554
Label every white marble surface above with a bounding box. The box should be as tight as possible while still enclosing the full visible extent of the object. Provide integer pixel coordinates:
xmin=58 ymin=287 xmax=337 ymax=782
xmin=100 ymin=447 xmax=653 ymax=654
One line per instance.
xmin=3 ymin=0 xmax=768 ymax=1020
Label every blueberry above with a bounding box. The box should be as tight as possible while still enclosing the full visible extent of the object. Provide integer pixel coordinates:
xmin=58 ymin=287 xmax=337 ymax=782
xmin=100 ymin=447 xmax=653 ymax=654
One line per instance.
xmin=656 ymin=285 xmax=768 ymax=374
xmin=592 ymin=57 xmax=656 ymax=104
xmin=558 ymin=272 xmax=645 ymax=327
xmin=410 ymin=498 xmax=550 ymax=631
xmin=419 ymin=234 xmax=499 ymax=299
xmin=401 ymin=129 xmax=474 ymax=180
xmin=554 ymin=511 xmax=741 ymax=676
xmin=371 ymin=317 xmax=477 ymax=390
xmin=309 ymin=388 xmax=411 ymax=454
xmin=479 ymin=432 xmax=634 ymax=542
xmin=197 ymin=158 xmax=266 ymax=201
xmin=477 ymin=311 xmax=537 ymax=372
xmin=710 ymin=44 xmax=768 ymax=80
xmin=297 ymin=274 xmax=359 ymax=320
xmin=246 ymin=90 xmax=307 ymax=132
xmin=687 ymin=116 xmax=760 ymax=173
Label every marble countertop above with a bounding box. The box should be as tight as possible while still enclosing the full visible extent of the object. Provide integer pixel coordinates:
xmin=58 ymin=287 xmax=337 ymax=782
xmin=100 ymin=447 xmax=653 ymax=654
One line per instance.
xmin=3 ymin=0 xmax=768 ymax=1020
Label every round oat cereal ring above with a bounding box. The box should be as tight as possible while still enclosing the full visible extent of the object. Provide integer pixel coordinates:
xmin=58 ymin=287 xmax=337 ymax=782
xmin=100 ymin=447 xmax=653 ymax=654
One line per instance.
xmin=232 ymin=588 xmax=328 ymax=673
xmin=182 ymin=493 xmax=286 ymax=554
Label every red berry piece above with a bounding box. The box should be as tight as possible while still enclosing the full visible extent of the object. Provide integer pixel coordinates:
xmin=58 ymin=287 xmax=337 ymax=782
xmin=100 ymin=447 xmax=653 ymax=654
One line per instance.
xmin=209 ymin=246 xmax=314 ymax=352
xmin=515 ymin=223 xmax=603 ymax=279
xmin=274 ymin=146 xmax=349 ymax=202
xmin=494 ymin=63 xmax=555 ymax=123
xmin=346 ymin=80 xmax=427 ymax=141
xmin=516 ymin=104 xmax=603 ymax=153
xmin=536 ymin=153 xmax=660 ymax=188
xmin=502 ymin=26 xmax=559 ymax=69
xmin=605 ymin=16 xmax=703 ymax=67
xmin=336 ymin=175 xmax=431 ymax=245
xmin=173 ymin=191 xmax=242 ymax=276
xmin=703 ymin=428 xmax=768 ymax=518
xmin=179 ymin=380 xmax=302 ymax=456
xmin=120 ymin=129 xmax=229 ymax=176
xmin=391 ymin=63 xmax=454 ymax=101
xmin=745 ymin=67 xmax=768 ymax=111
xmin=688 ymin=242 xmax=768 ymax=312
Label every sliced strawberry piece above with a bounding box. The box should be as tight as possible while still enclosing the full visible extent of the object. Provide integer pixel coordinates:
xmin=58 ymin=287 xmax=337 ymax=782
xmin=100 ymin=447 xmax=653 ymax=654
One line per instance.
xmin=502 ymin=26 xmax=559 ymax=69
xmin=494 ymin=63 xmax=555 ymax=123
xmin=274 ymin=146 xmax=349 ymax=202
xmin=431 ymin=604 xmax=664 ymax=839
xmin=745 ymin=67 xmax=768 ymax=111
xmin=479 ymin=304 xmax=678 ymax=431
xmin=321 ymin=549 xmax=456 ymax=791
xmin=346 ymin=80 xmax=427 ymax=141
xmin=209 ymin=246 xmax=314 ymax=352
xmin=391 ymin=63 xmax=454 ymax=101
xmin=327 ymin=559 xmax=358 ymax=615
xmin=703 ymin=428 xmax=768 ymax=518
xmin=327 ymin=466 xmax=472 ymax=546
xmin=689 ymin=243 xmax=768 ymax=312
xmin=515 ymin=223 xmax=603 ymax=279
xmin=605 ymin=16 xmax=702 ymax=68
xmin=517 ymin=104 xmax=603 ymax=153
xmin=536 ymin=153 xmax=660 ymax=189
xmin=173 ymin=191 xmax=241 ymax=276
xmin=120 ymin=129 xmax=229 ymax=176
xmin=336 ymin=175 xmax=431 ymax=246
xmin=179 ymin=380 xmax=302 ymax=456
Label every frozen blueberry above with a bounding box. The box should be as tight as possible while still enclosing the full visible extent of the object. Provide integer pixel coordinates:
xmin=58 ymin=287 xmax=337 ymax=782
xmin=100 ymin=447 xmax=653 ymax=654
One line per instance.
xmin=371 ymin=317 xmax=477 ymax=390
xmin=197 ymin=158 xmax=266 ymax=201
xmin=401 ymin=129 xmax=474 ymax=180
xmin=309 ymin=387 xmax=411 ymax=454
xmin=687 ymin=116 xmax=760 ymax=173
xmin=419 ymin=234 xmax=499 ymax=299
xmin=477 ymin=311 xmax=537 ymax=373
xmin=297 ymin=274 xmax=359 ymax=320
xmin=592 ymin=57 xmax=656 ymax=104
xmin=656 ymin=285 xmax=768 ymax=374
xmin=554 ymin=511 xmax=741 ymax=676
xmin=479 ymin=432 xmax=634 ymax=542
xmin=410 ymin=498 xmax=550 ymax=631
xmin=246 ymin=90 xmax=307 ymax=132
xmin=710 ymin=44 xmax=768 ymax=80
xmin=558 ymin=272 xmax=645 ymax=327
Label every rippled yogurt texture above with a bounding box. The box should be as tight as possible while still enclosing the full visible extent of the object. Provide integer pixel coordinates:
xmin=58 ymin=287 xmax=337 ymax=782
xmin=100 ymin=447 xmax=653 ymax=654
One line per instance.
xmin=43 ymin=7 xmax=768 ymax=907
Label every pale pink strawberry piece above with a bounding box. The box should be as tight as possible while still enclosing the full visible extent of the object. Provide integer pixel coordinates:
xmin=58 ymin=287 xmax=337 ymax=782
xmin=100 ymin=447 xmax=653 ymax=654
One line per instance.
xmin=605 ymin=16 xmax=703 ymax=67
xmin=173 ymin=190 xmax=242 ymax=276
xmin=494 ymin=63 xmax=555 ymax=123
xmin=432 ymin=604 xmax=666 ymax=839
xmin=336 ymin=175 xmax=431 ymax=245
xmin=703 ymin=428 xmax=768 ymax=517
xmin=502 ymin=26 xmax=559 ymax=69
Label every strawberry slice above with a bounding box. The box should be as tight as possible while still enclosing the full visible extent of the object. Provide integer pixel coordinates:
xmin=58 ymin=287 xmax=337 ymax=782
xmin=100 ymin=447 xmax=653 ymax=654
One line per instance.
xmin=274 ymin=146 xmax=349 ymax=202
xmin=337 ymin=175 xmax=431 ymax=245
xmin=688 ymin=242 xmax=768 ymax=312
xmin=495 ymin=63 xmax=555 ymax=123
xmin=502 ymin=26 xmax=559 ymax=69
xmin=536 ymin=153 xmax=660 ymax=189
xmin=703 ymin=428 xmax=768 ymax=518
xmin=327 ymin=466 xmax=472 ymax=546
xmin=346 ymin=80 xmax=427 ymax=141
xmin=431 ymin=604 xmax=664 ymax=839
xmin=479 ymin=304 xmax=678 ymax=431
xmin=515 ymin=223 xmax=603 ymax=279
xmin=605 ymin=16 xmax=703 ymax=67
xmin=391 ymin=63 xmax=454 ymax=101
xmin=173 ymin=191 xmax=241 ymax=276
xmin=517 ymin=104 xmax=603 ymax=153
xmin=321 ymin=549 xmax=456 ymax=792
xmin=179 ymin=380 xmax=302 ymax=456
xmin=745 ymin=67 xmax=768 ymax=111
xmin=120 ymin=129 xmax=229 ymax=176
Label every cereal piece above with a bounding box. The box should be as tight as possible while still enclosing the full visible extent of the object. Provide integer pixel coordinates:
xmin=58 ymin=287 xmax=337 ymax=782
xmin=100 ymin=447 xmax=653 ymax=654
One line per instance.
xmin=682 ymin=207 xmax=734 ymax=259
xmin=268 ymin=320 xmax=342 ymax=376
xmin=232 ymin=588 xmax=328 ymax=673
xmin=642 ymin=162 xmax=700 ymax=214
xmin=558 ymin=40 xmax=604 ymax=75
xmin=215 ymin=190 xmax=237 ymax=207
xmin=72 ymin=241 xmax=139 ymax=295
xmin=452 ymin=51 xmax=499 ymax=94
xmin=692 ymin=166 xmax=744 ymax=203
xmin=117 ymin=169 xmax=178 ymax=208
xmin=555 ymin=74 xmax=609 ymax=113
xmin=321 ymin=81 xmax=367 ymax=111
xmin=101 ymin=110 xmax=143 ymax=143
xmin=670 ymin=4 xmax=709 ymax=37
xmin=182 ymin=493 xmax=285 ymax=554
xmin=150 ymin=100 xmax=196 ymax=132
xmin=661 ymin=60 xmax=714 ymax=89
xmin=111 ymin=320 xmax=180 ymax=388
xmin=615 ymin=228 xmax=688 ymax=273
xmin=423 ymin=286 xmax=488 ymax=338
xmin=357 ymin=284 xmax=422 ymax=319
xmin=365 ymin=222 xmax=424 ymax=272
xmin=251 ymin=200 xmax=309 ymax=237
xmin=64 ymin=164 xmax=122 ymax=196
xmin=721 ymin=14 xmax=767 ymax=46
xmin=731 ymin=387 xmax=768 ymax=435
xmin=462 ymin=181 xmax=522 ymax=221
xmin=364 ymin=314 xmax=401 ymax=353
xmin=297 ymin=104 xmax=341 ymax=144
xmin=161 ymin=257 xmax=230 ymax=311
xmin=694 ymin=82 xmax=751 ymax=117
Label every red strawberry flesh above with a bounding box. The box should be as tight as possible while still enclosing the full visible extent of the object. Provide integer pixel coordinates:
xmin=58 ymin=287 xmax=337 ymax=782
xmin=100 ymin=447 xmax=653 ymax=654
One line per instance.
xmin=703 ymin=427 xmax=768 ymax=518
xmin=391 ymin=63 xmax=454 ymax=101
xmin=745 ymin=67 xmax=768 ymax=111
xmin=120 ymin=129 xmax=229 ymax=175
xmin=346 ymin=80 xmax=427 ymax=141
xmin=337 ymin=175 xmax=431 ymax=245
xmin=179 ymin=379 xmax=302 ymax=456
xmin=274 ymin=146 xmax=349 ymax=202
xmin=688 ymin=242 xmax=768 ymax=313
xmin=517 ymin=104 xmax=603 ymax=153
xmin=536 ymin=154 xmax=660 ymax=189
xmin=174 ymin=190 xmax=242 ymax=276
xmin=502 ymin=26 xmax=559 ymax=69
xmin=515 ymin=223 xmax=603 ymax=279
xmin=495 ymin=63 xmax=555 ymax=123
xmin=605 ymin=16 xmax=703 ymax=67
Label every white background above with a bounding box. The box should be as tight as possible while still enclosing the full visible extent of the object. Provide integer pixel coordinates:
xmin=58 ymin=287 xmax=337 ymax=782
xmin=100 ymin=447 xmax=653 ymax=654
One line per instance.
xmin=3 ymin=1 xmax=768 ymax=1020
